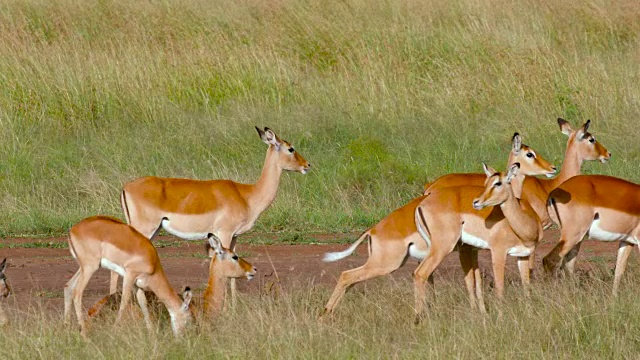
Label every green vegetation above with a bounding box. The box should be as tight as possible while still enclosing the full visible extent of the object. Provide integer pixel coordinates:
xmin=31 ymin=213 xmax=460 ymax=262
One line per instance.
xmin=3 ymin=268 xmax=640 ymax=358
xmin=0 ymin=0 xmax=638 ymax=236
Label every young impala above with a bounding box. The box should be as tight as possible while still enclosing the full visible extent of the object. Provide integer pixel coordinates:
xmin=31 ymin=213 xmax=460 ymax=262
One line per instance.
xmin=413 ymin=163 xmax=543 ymax=319
xmin=321 ymin=134 xmax=554 ymax=316
xmin=88 ymin=235 xmax=256 ymax=320
xmin=114 ymin=126 xmax=310 ymax=301
xmin=544 ymin=175 xmax=640 ymax=295
xmin=0 ymin=259 xmax=10 ymax=327
xmin=64 ymin=216 xmax=193 ymax=337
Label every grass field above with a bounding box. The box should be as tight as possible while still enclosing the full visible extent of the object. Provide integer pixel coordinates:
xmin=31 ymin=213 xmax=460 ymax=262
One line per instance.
xmin=3 ymin=270 xmax=640 ymax=359
xmin=0 ymin=0 xmax=637 ymax=236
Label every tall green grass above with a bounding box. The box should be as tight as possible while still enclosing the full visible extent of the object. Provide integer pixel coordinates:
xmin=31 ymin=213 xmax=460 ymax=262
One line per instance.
xmin=0 ymin=0 xmax=638 ymax=236
xmin=3 ymin=267 xmax=640 ymax=358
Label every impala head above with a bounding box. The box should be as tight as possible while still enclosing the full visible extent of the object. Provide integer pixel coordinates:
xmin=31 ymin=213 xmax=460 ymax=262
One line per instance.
xmin=559 ymin=118 xmax=611 ymax=163
xmin=473 ymin=163 xmax=520 ymax=210
xmin=508 ymin=132 xmax=556 ymax=178
xmin=0 ymin=258 xmax=10 ymax=299
xmin=207 ymin=234 xmax=257 ymax=280
xmin=170 ymin=286 xmax=193 ymax=336
xmin=256 ymin=126 xmax=311 ymax=174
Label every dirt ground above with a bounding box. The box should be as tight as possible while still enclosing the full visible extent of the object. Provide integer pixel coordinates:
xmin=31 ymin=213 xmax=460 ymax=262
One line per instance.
xmin=0 ymin=229 xmax=621 ymax=315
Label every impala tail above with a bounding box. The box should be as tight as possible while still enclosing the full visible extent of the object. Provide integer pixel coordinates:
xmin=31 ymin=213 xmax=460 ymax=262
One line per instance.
xmin=323 ymin=232 xmax=370 ymax=262
xmin=547 ymin=196 xmax=562 ymax=228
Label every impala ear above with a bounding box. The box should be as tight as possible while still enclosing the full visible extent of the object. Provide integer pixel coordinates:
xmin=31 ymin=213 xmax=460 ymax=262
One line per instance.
xmin=0 ymin=258 xmax=6 ymax=273
xmin=259 ymin=127 xmax=282 ymax=151
xmin=511 ymin=133 xmax=522 ymax=154
xmin=576 ymin=120 xmax=591 ymax=140
xmin=207 ymin=234 xmax=225 ymax=257
xmin=181 ymin=286 xmax=193 ymax=311
xmin=482 ymin=163 xmax=496 ymax=178
xmin=558 ymin=118 xmax=573 ymax=136
xmin=506 ymin=163 xmax=520 ymax=184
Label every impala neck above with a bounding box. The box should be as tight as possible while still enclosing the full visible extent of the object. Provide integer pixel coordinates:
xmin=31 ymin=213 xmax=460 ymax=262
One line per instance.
xmin=499 ymin=191 xmax=539 ymax=246
xmin=203 ymin=255 xmax=226 ymax=317
xmin=545 ymin=138 xmax=582 ymax=191
xmin=147 ymin=271 xmax=184 ymax=323
xmin=505 ymin=152 xmax=524 ymax=199
xmin=248 ymin=146 xmax=283 ymax=216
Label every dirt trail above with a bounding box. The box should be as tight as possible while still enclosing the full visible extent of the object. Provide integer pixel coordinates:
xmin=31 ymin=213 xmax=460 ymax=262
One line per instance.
xmin=0 ymin=230 xmax=619 ymax=314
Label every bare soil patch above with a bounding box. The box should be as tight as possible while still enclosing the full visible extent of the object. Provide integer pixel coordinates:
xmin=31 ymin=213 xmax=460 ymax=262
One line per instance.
xmin=0 ymin=229 xmax=620 ymax=315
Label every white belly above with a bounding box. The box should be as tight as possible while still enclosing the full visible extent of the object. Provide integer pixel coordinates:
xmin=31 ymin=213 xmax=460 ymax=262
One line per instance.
xmin=162 ymin=219 xmax=210 ymax=240
xmin=409 ymin=244 xmax=429 ymax=260
xmin=507 ymin=245 xmax=533 ymax=257
xmin=588 ymin=219 xmax=635 ymax=244
xmin=100 ymin=258 xmax=125 ymax=277
xmin=460 ymin=230 xmax=490 ymax=249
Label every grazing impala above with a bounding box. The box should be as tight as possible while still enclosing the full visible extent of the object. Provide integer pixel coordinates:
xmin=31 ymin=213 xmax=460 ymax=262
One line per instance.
xmin=424 ymin=118 xmax=611 ymax=228
xmin=544 ymin=175 xmax=640 ymax=295
xmin=88 ymin=235 xmax=256 ymax=320
xmin=114 ymin=126 xmax=310 ymax=297
xmin=412 ymin=163 xmax=543 ymax=319
xmin=64 ymin=216 xmax=193 ymax=337
xmin=0 ymin=258 xmax=10 ymax=327
xmin=321 ymin=134 xmax=554 ymax=315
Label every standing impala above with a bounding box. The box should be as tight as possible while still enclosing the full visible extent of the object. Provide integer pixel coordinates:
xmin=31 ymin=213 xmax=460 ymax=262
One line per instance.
xmin=114 ymin=127 xmax=310 ymax=297
xmin=0 ymin=258 xmax=10 ymax=327
xmin=544 ymin=175 xmax=640 ymax=295
xmin=424 ymin=118 xmax=611 ymax=228
xmin=321 ymin=134 xmax=555 ymax=315
xmin=64 ymin=216 xmax=193 ymax=337
xmin=413 ymin=163 xmax=543 ymax=319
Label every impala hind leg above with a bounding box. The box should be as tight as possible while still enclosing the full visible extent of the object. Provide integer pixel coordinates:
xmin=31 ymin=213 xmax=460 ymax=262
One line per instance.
xmin=459 ymin=245 xmax=484 ymax=312
xmin=413 ymin=247 xmax=454 ymax=323
xmin=72 ymin=266 xmax=98 ymax=337
xmin=612 ymin=241 xmax=634 ymax=296
xmin=116 ymin=274 xmax=135 ymax=325
xmin=64 ymin=269 xmax=81 ymax=324
xmin=322 ymin=240 xmax=408 ymax=316
xmin=543 ymin=224 xmax=590 ymax=276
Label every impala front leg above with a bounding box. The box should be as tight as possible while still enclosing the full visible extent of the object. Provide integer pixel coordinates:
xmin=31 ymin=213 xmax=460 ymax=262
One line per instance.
xmin=490 ymin=249 xmax=508 ymax=299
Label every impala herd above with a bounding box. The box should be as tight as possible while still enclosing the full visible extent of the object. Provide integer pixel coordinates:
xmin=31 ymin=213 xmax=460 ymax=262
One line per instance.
xmin=1 ymin=119 xmax=638 ymax=336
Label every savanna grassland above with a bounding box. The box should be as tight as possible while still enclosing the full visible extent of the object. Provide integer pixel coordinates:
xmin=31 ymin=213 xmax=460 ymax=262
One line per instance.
xmin=0 ymin=0 xmax=638 ymax=236
xmin=1 ymin=0 xmax=640 ymax=358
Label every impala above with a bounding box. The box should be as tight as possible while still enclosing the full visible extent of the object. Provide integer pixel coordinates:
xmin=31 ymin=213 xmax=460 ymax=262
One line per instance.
xmin=544 ymin=175 xmax=640 ymax=295
xmin=88 ymin=235 xmax=256 ymax=320
xmin=64 ymin=216 xmax=194 ymax=337
xmin=0 ymin=258 xmax=10 ymax=327
xmin=321 ymin=134 xmax=554 ymax=315
xmin=413 ymin=163 xmax=543 ymax=319
xmin=423 ymin=118 xmax=611 ymax=228
xmin=114 ymin=126 xmax=310 ymax=299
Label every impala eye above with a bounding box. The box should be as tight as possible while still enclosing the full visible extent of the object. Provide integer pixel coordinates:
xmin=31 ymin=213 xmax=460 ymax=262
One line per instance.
xmin=526 ymin=152 xmax=534 ymax=158
xmin=494 ymin=181 xmax=502 ymax=187
xmin=288 ymin=147 xmax=295 ymax=153
xmin=232 ymin=255 xmax=239 ymax=261
xmin=589 ymin=138 xmax=595 ymax=143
